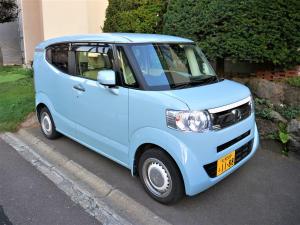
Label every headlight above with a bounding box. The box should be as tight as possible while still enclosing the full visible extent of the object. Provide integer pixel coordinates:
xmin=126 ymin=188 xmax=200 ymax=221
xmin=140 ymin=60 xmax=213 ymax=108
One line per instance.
xmin=166 ymin=110 xmax=211 ymax=132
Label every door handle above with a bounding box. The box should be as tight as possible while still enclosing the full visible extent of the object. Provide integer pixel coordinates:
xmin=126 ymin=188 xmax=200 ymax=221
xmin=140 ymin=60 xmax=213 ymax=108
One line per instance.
xmin=73 ymin=84 xmax=85 ymax=92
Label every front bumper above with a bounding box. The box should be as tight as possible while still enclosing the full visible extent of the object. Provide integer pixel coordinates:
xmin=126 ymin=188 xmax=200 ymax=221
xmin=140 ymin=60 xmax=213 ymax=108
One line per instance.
xmin=171 ymin=114 xmax=259 ymax=196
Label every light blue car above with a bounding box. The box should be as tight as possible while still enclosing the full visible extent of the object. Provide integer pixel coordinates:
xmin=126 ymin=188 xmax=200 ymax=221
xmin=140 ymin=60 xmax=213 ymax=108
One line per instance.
xmin=33 ymin=33 xmax=259 ymax=204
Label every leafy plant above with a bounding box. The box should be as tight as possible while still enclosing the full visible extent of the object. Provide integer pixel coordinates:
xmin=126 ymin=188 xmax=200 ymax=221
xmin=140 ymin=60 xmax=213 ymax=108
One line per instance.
xmin=277 ymin=122 xmax=289 ymax=156
xmin=279 ymin=131 xmax=289 ymax=144
xmin=286 ymin=76 xmax=300 ymax=88
xmin=254 ymin=97 xmax=275 ymax=120
xmin=255 ymin=108 xmax=273 ymax=120
xmin=254 ymin=98 xmax=267 ymax=105
xmin=254 ymin=97 xmax=273 ymax=108
xmin=266 ymin=132 xmax=278 ymax=140
xmin=275 ymin=104 xmax=300 ymax=120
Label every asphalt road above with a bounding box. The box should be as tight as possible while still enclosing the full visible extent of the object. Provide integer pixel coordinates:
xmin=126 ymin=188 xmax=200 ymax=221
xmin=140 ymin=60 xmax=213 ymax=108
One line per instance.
xmin=0 ymin=138 xmax=100 ymax=225
xmin=25 ymin=127 xmax=300 ymax=225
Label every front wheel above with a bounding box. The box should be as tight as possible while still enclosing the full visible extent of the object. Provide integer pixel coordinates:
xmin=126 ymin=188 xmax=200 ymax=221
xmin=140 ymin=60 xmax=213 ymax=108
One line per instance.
xmin=138 ymin=148 xmax=184 ymax=204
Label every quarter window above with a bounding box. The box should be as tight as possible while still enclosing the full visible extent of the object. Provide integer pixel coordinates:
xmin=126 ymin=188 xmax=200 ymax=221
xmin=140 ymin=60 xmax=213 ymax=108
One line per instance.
xmin=46 ymin=44 xmax=69 ymax=73
xmin=75 ymin=45 xmax=113 ymax=80
xmin=117 ymin=47 xmax=137 ymax=87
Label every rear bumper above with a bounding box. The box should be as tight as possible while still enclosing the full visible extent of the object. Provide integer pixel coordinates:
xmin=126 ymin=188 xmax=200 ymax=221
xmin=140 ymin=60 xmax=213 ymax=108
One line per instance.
xmin=174 ymin=114 xmax=259 ymax=196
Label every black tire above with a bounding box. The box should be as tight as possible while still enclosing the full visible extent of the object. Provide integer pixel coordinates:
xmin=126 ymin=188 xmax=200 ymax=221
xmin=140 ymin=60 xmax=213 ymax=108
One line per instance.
xmin=39 ymin=107 xmax=60 ymax=139
xmin=138 ymin=148 xmax=184 ymax=204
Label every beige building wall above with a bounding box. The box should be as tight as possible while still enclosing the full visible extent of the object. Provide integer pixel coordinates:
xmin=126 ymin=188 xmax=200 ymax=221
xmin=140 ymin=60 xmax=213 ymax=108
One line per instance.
xmin=19 ymin=0 xmax=108 ymax=64
xmin=87 ymin=0 xmax=108 ymax=33
xmin=19 ymin=0 xmax=44 ymax=65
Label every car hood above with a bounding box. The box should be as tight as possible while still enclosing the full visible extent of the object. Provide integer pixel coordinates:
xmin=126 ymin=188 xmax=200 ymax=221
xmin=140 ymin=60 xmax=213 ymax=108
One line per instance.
xmin=160 ymin=79 xmax=251 ymax=110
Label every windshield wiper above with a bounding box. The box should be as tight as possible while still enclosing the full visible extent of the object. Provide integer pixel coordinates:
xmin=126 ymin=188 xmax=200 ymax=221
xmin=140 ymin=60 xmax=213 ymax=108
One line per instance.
xmin=190 ymin=76 xmax=218 ymax=85
xmin=170 ymin=82 xmax=193 ymax=89
xmin=170 ymin=76 xmax=218 ymax=89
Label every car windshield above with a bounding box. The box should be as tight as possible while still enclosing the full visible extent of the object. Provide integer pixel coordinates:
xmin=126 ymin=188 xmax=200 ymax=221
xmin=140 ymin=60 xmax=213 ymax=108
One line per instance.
xmin=128 ymin=43 xmax=217 ymax=90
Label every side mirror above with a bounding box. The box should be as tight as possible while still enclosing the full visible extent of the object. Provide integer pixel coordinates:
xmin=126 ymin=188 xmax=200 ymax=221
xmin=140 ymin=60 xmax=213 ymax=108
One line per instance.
xmin=97 ymin=70 xmax=116 ymax=87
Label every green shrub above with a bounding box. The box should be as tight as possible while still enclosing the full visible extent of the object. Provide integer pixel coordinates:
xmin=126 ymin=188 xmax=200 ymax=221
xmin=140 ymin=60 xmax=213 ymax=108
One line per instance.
xmin=255 ymin=108 xmax=273 ymax=120
xmin=254 ymin=97 xmax=274 ymax=120
xmin=163 ymin=0 xmax=300 ymax=73
xmin=286 ymin=76 xmax=300 ymax=88
xmin=0 ymin=0 xmax=19 ymax=23
xmin=254 ymin=98 xmax=273 ymax=108
xmin=275 ymin=105 xmax=300 ymax=120
xmin=103 ymin=0 xmax=167 ymax=33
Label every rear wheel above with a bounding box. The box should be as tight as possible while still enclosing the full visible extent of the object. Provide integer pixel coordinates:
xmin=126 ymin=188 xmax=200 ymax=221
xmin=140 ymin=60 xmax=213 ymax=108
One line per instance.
xmin=39 ymin=107 xmax=60 ymax=139
xmin=138 ymin=148 xmax=184 ymax=204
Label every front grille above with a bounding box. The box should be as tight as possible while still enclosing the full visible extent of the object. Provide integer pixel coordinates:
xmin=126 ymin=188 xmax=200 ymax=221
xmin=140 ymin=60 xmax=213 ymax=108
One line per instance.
xmin=203 ymin=139 xmax=253 ymax=178
xmin=210 ymin=102 xmax=251 ymax=130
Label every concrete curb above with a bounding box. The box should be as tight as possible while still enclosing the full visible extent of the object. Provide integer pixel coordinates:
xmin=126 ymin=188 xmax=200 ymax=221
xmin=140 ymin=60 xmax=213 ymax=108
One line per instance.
xmin=1 ymin=130 xmax=171 ymax=225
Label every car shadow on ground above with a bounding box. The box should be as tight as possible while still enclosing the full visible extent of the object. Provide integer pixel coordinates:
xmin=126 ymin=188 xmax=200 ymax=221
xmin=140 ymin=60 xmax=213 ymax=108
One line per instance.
xmin=0 ymin=206 xmax=13 ymax=225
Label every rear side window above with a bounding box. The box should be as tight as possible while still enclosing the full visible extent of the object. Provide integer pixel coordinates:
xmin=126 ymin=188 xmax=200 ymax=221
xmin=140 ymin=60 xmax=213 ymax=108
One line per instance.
xmin=46 ymin=44 xmax=69 ymax=73
xmin=74 ymin=45 xmax=113 ymax=80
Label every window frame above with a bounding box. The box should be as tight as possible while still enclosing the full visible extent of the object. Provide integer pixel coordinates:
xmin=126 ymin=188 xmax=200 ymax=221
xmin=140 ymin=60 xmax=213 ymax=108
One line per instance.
xmin=45 ymin=42 xmax=123 ymax=87
xmin=115 ymin=44 xmax=148 ymax=90
xmin=46 ymin=41 xmax=207 ymax=91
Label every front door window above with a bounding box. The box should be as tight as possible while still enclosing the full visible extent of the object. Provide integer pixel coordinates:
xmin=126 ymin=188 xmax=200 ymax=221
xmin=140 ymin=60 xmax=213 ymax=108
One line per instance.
xmin=75 ymin=45 xmax=113 ymax=80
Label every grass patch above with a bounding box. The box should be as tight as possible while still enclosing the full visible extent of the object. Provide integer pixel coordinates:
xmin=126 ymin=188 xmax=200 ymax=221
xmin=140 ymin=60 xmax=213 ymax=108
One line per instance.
xmin=0 ymin=66 xmax=35 ymax=132
xmin=286 ymin=76 xmax=300 ymax=88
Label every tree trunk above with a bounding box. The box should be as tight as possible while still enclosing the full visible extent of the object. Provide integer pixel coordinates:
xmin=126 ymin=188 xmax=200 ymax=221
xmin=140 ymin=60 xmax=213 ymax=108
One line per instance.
xmin=216 ymin=57 xmax=225 ymax=77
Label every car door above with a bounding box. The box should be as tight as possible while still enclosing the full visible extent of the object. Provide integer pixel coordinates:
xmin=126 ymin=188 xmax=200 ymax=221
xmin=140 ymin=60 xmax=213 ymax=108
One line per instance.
xmin=70 ymin=44 xmax=130 ymax=166
xmin=45 ymin=43 xmax=78 ymax=137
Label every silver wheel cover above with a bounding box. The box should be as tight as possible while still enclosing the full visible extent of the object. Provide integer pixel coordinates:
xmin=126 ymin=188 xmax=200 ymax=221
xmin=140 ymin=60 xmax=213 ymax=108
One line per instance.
xmin=142 ymin=158 xmax=172 ymax=198
xmin=41 ymin=112 xmax=52 ymax=136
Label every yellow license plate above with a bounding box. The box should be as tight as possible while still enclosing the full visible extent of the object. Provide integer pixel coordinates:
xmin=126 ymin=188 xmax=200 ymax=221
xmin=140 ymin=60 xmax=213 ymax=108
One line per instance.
xmin=216 ymin=151 xmax=235 ymax=176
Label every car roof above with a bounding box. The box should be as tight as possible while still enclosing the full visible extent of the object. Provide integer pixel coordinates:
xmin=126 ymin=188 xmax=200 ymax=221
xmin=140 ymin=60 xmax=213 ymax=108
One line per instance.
xmin=36 ymin=33 xmax=194 ymax=50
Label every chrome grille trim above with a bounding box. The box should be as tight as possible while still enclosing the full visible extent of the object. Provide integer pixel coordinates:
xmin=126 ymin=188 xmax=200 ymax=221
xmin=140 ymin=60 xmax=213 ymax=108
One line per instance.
xmin=209 ymin=96 xmax=252 ymax=130
xmin=208 ymin=96 xmax=251 ymax=114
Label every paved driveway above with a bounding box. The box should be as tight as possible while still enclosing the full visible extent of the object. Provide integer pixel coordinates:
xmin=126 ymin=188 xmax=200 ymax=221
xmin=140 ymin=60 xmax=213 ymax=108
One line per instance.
xmin=27 ymin=128 xmax=300 ymax=225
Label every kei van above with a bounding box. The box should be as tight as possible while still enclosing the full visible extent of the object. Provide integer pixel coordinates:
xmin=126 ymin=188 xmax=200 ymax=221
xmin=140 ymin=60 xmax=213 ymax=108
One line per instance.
xmin=33 ymin=33 xmax=259 ymax=204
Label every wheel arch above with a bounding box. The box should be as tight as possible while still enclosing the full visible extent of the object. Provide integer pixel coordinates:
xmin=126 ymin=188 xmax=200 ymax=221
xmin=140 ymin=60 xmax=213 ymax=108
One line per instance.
xmin=129 ymin=127 xmax=190 ymax=194
xmin=35 ymin=92 xmax=56 ymax=122
xmin=133 ymin=143 xmax=185 ymax=191
xmin=36 ymin=102 xmax=47 ymax=122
